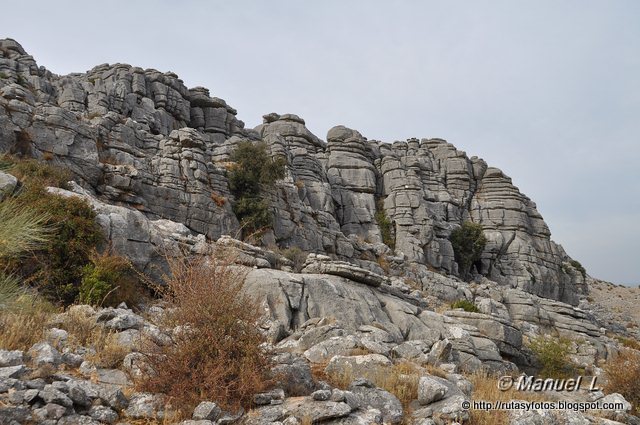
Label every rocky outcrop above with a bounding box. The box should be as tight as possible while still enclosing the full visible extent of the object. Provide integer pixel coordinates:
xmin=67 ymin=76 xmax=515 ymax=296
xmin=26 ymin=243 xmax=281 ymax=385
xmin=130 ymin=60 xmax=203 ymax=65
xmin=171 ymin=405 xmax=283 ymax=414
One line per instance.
xmin=0 ymin=37 xmax=590 ymax=305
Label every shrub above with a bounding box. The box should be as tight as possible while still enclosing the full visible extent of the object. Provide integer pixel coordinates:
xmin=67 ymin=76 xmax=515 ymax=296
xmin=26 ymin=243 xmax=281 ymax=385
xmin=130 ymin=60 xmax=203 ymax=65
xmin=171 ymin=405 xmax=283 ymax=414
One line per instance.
xmin=3 ymin=155 xmax=71 ymax=188
xmin=0 ymin=159 xmax=104 ymax=304
xmin=281 ymin=246 xmax=308 ymax=272
xmin=79 ymin=251 xmax=144 ymax=307
xmin=569 ymin=259 xmax=586 ymax=278
xmin=616 ymin=336 xmax=640 ymax=351
xmin=603 ymin=349 xmax=640 ymax=415
xmin=227 ymin=141 xmax=286 ymax=238
xmin=451 ymin=299 xmax=480 ymax=313
xmin=137 ymin=256 xmax=272 ymax=414
xmin=449 ymin=221 xmax=487 ymax=280
xmin=375 ymin=197 xmax=395 ymax=250
xmin=528 ymin=336 xmax=575 ymax=378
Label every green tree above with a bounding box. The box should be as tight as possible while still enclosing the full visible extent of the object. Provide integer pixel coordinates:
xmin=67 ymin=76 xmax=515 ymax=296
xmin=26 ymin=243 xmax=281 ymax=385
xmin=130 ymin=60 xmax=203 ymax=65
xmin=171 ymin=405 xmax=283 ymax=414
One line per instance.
xmin=228 ymin=141 xmax=286 ymax=238
xmin=450 ymin=221 xmax=487 ymax=280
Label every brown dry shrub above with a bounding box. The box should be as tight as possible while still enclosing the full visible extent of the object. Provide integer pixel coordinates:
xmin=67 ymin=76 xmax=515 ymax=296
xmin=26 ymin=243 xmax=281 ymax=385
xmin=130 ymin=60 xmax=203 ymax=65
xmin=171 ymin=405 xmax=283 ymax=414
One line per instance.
xmin=137 ymin=256 xmax=271 ymax=414
xmin=603 ymin=348 xmax=640 ymax=415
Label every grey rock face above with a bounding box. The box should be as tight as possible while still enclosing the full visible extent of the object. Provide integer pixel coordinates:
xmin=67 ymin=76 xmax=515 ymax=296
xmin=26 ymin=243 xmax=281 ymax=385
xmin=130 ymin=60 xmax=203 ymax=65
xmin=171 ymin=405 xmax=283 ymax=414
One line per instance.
xmin=324 ymin=354 xmax=392 ymax=382
xmin=0 ymin=38 xmax=586 ymax=305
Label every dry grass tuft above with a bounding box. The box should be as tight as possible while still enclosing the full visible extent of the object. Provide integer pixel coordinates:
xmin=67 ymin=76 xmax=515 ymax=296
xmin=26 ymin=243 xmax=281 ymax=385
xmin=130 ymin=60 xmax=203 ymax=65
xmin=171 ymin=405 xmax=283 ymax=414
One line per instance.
xmin=468 ymin=371 xmax=546 ymax=425
xmin=86 ymin=332 xmax=130 ymax=368
xmin=603 ymin=348 xmax=640 ymax=415
xmin=0 ymin=308 xmax=52 ymax=351
xmin=136 ymin=256 xmax=272 ymax=415
xmin=323 ymin=360 xmax=420 ymax=410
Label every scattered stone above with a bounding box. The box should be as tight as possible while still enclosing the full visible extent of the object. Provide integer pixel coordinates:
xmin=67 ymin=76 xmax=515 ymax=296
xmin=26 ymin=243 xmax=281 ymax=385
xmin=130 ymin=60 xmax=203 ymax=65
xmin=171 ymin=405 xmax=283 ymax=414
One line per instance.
xmin=0 ymin=350 xmax=24 ymax=367
xmin=27 ymin=342 xmax=62 ymax=367
xmin=192 ymin=401 xmax=222 ymax=421
xmin=0 ymin=365 xmax=27 ymax=379
xmin=311 ymin=389 xmax=332 ymax=401
xmin=124 ymin=392 xmax=165 ymax=419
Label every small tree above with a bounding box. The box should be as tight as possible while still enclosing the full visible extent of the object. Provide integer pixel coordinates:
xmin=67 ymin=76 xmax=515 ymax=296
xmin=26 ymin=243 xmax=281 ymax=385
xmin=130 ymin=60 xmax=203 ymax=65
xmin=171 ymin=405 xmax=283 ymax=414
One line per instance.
xmin=449 ymin=221 xmax=487 ymax=280
xmin=227 ymin=141 xmax=286 ymax=238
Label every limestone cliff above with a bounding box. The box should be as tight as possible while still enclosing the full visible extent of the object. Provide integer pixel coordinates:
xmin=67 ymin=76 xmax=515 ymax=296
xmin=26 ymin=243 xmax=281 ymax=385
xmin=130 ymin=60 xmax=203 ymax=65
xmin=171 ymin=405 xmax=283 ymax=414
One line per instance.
xmin=0 ymin=38 xmax=586 ymax=304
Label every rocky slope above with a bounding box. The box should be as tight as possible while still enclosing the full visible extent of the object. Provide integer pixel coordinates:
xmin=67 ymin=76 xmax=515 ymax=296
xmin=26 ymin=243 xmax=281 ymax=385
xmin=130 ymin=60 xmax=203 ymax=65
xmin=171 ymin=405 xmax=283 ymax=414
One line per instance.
xmin=2 ymin=37 xmax=639 ymax=425
xmin=0 ymin=38 xmax=586 ymax=305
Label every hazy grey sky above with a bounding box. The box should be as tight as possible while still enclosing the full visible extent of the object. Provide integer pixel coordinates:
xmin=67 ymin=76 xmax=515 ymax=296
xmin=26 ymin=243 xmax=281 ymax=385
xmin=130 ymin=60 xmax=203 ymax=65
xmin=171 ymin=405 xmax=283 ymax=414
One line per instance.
xmin=3 ymin=1 xmax=639 ymax=284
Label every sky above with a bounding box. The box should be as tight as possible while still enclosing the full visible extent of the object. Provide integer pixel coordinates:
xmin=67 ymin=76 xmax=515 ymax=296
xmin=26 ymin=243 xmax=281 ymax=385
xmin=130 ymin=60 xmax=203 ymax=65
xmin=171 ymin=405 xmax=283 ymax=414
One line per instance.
xmin=3 ymin=1 xmax=639 ymax=285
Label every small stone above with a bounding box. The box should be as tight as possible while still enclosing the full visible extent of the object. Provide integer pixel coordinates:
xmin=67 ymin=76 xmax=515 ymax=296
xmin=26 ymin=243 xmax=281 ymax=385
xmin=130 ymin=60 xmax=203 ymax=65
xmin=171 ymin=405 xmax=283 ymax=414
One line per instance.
xmin=28 ymin=342 xmax=62 ymax=367
xmin=26 ymin=378 xmax=47 ymax=389
xmin=193 ymin=401 xmax=221 ymax=421
xmin=0 ymin=365 xmax=27 ymax=379
xmin=89 ymin=405 xmax=119 ymax=424
xmin=46 ymin=328 xmax=69 ymax=345
xmin=62 ymin=352 xmax=84 ymax=368
xmin=24 ymin=388 xmax=40 ymax=403
xmin=0 ymin=350 xmax=24 ymax=367
xmin=312 ymin=389 xmax=332 ymax=401
xmin=418 ymin=376 xmax=449 ymax=406
xmin=100 ymin=387 xmax=129 ymax=411
xmin=68 ymin=381 xmax=91 ymax=406
xmin=40 ymin=384 xmax=73 ymax=407
xmin=125 ymin=392 xmax=165 ymax=419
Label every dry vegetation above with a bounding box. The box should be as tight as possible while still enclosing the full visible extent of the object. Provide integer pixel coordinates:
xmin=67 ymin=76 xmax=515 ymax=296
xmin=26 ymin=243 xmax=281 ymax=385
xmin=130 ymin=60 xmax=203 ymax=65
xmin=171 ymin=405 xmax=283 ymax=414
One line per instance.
xmin=322 ymin=360 xmax=421 ymax=410
xmin=136 ymin=257 xmax=272 ymax=416
xmin=0 ymin=305 xmax=54 ymax=351
xmin=603 ymin=348 xmax=640 ymax=415
xmin=467 ymin=371 xmax=546 ymax=425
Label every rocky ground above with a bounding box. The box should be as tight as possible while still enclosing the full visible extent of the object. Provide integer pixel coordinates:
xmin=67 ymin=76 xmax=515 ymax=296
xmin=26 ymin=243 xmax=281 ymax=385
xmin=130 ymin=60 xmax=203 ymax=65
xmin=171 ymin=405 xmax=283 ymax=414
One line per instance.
xmin=583 ymin=279 xmax=640 ymax=340
xmin=1 ymin=237 xmax=639 ymax=424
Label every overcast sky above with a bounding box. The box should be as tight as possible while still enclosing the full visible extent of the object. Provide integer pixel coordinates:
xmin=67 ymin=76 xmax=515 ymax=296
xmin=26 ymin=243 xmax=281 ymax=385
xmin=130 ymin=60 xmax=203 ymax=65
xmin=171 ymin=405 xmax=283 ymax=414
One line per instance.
xmin=3 ymin=1 xmax=639 ymax=285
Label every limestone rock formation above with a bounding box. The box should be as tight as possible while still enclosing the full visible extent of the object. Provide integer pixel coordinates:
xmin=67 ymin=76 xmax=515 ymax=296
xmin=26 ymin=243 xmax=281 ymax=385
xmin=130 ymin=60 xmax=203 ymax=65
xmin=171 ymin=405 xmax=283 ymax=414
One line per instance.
xmin=0 ymin=38 xmax=588 ymax=305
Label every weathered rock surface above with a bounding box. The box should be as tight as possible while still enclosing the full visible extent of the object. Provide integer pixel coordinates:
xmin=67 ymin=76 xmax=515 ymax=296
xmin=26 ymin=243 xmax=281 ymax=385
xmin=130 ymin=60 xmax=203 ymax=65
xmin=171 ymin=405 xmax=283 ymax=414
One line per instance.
xmin=0 ymin=37 xmax=587 ymax=305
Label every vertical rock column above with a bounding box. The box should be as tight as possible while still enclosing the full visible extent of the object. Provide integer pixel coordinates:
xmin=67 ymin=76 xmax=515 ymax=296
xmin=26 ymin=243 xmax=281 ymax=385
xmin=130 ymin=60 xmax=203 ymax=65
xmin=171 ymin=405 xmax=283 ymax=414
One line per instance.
xmin=326 ymin=126 xmax=380 ymax=243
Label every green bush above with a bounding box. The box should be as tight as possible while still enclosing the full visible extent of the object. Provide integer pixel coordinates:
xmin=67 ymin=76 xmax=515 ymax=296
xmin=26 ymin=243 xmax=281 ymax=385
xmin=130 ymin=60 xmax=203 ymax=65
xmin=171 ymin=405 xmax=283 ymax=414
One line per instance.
xmin=451 ymin=299 xmax=479 ymax=313
xmin=450 ymin=221 xmax=487 ymax=280
xmin=528 ymin=336 xmax=575 ymax=378
xmin=281 ymin=246 xmax=308 ymax=272
xmin=0 ymin=159 xmax=104 ymax=305
xmin=375 ymin=197 xmax=395 ymax=250
xmin=228 ymin=141 xmax=286 ymax=238
xmin=569 ymin=259 xmax=586 ymax=278
xmin=79 ymin=252 xmax=142 ymax=307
